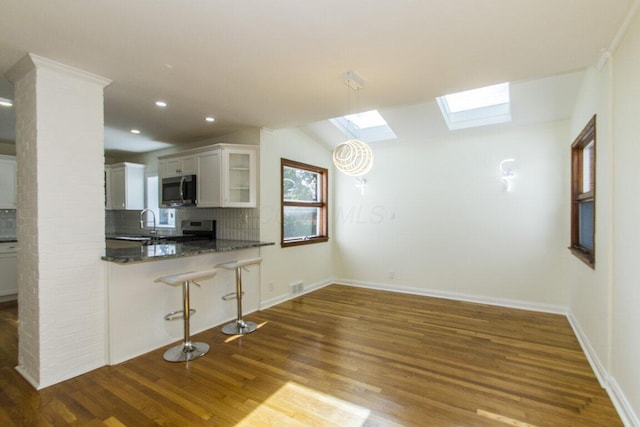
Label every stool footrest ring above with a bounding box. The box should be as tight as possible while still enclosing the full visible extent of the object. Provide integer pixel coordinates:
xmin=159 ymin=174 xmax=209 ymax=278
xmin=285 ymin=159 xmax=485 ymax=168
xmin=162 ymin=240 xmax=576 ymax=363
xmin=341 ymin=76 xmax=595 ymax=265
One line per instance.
xmin=164 ymin=308 xmax=196 ymax=321
xmin=221 ymin=291 xmax=244 ymax=301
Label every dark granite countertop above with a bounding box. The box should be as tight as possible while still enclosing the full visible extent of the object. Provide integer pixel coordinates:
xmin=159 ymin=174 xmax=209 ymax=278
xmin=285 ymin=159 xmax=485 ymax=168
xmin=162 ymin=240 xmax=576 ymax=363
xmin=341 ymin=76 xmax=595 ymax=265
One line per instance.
xmin=102 ymin=239 xmax=274 ymax=264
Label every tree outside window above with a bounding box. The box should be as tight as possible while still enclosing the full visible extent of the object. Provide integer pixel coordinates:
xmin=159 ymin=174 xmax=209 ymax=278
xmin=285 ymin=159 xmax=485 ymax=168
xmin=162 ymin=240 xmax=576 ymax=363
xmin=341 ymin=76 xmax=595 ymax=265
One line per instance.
xmin=281 ymin=159 xmax=328 ymax=247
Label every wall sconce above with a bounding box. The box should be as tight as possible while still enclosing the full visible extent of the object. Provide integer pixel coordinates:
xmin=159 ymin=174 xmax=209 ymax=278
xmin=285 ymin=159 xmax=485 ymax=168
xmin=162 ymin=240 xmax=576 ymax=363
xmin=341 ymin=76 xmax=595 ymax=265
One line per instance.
xmin=499 ymin=158 xmax=515 ymax=192
xmin=355 ymin=177 xmax=367 ymax=195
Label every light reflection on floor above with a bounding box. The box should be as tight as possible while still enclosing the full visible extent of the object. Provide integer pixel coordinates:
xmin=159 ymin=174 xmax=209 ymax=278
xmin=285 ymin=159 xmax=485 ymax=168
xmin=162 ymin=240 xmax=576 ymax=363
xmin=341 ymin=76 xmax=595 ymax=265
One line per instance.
xmin=236 ymin=381 xmax=371 ymax=426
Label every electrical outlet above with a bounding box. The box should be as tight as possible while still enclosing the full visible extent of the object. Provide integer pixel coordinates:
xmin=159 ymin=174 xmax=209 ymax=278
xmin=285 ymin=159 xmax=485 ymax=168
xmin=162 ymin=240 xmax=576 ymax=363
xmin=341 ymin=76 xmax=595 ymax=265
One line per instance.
xmin=268 ymin=281 xmax=274 ymax=292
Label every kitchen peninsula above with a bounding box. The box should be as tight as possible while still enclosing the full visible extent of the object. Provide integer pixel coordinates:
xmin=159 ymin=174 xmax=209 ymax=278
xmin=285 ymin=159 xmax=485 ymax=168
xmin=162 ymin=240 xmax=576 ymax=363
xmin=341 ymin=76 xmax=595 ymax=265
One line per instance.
xmin=102 ymin=141 xmax=270 ymax=364
xmin=103 ymin=238 xmax=273 ymax=365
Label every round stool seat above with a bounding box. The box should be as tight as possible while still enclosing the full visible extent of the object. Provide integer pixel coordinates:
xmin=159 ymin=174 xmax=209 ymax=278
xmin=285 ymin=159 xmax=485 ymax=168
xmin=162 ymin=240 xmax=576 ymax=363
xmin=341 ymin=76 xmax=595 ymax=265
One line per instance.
xmin=155 ymin=268 xmax=218 ymax=286
xmin=217 ymin=257 xmax=263 ymax=271
xmin=155 ymin=268 xmax=217 ymax=362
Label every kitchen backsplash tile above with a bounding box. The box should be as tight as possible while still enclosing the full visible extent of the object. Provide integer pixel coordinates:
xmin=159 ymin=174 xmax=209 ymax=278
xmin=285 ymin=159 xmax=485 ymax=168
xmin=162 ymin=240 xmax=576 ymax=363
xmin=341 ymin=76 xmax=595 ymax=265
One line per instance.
xmin=106 ymin=207 xmax=260 ymax=241
xmin=0 ymin=209 xmax=16 ymax=238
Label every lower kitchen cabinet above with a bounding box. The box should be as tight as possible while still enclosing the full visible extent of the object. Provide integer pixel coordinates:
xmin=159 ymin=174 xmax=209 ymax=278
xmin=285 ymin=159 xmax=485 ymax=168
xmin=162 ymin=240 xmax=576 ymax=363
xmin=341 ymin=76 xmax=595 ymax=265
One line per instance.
xmin=0 ymin=242 xmax=17 ymax=302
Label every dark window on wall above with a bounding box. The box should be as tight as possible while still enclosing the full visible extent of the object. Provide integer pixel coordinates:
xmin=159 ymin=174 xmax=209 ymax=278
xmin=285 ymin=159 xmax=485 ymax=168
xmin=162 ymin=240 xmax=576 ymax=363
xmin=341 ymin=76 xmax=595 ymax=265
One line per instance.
xmin=281 ymin=159 xmax=328 ymax=247
xmin=570 ymin=115 xmax=596 ymax=268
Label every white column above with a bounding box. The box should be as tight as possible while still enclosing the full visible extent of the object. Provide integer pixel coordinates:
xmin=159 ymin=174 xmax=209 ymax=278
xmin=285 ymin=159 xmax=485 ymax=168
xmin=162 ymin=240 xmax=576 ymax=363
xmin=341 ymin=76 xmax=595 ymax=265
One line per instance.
xmin=7 ymin=54 xmax=111 ymax=389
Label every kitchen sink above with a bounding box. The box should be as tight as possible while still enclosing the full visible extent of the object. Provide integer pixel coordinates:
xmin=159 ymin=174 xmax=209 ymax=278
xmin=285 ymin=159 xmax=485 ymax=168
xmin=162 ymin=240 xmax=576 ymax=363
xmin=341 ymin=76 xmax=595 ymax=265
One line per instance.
xmin=111 ymin=235 xmax=178 ymax=244
xmin=112 ymin=235 xmax=152 ymax=241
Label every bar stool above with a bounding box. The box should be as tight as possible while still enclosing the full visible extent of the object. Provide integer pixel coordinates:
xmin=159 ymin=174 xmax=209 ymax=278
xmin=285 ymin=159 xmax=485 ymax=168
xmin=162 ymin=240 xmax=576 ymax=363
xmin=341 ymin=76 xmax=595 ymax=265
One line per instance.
xmin=154 ymin=268 xmax=217 ymax=362
xmin=217 ymin=257 xmax=262 ymax=335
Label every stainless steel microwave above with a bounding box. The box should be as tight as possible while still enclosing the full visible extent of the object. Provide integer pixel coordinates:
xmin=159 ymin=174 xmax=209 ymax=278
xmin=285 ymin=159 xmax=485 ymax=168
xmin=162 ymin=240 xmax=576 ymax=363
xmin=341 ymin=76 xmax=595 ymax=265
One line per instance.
xmin=161 ymin=175 xmax=197 ymax=207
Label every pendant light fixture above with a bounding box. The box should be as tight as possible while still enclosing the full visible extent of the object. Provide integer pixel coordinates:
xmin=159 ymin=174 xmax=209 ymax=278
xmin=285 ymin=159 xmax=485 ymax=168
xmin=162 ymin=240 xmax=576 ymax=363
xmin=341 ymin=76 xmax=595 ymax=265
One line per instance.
xmin=332 ymin=71 xmax=373 ymax=177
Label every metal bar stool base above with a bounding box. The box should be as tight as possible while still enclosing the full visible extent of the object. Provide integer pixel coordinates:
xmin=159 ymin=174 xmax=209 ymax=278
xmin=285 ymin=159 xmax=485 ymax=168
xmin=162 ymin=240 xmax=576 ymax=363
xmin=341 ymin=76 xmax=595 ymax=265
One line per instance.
xmin=163 ymin=342 xmax=210 ymax=362
xmin=222 ymin=320 xmax=257 ymax=335
xmin=155 ymin=268 xmax=217 ymax=363
xmin=217 ymin=257 xmax=263 ymax=336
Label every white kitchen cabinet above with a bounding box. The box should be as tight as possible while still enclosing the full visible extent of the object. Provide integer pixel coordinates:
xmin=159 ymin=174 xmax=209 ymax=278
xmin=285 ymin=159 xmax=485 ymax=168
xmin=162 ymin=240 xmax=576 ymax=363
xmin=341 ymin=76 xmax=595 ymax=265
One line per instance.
xmin=105 ymin=162 xmax=145 ymax=210
xmin=159 ymin=155 xmax=196 ymax=178
xmin=0 ymin=155 xmax=17 ymax=209
xmin=195 ymin=145 xmax=257 ymax=208
xmin=196 ymin=149 xmax=222 ymax=207
xmin=0 ymin=242 xmax=17 ymax=302
xmin=221 ymin=145 xmax=257 ymax=207
xmin=158 ymin=144 xmax=258 ymax=208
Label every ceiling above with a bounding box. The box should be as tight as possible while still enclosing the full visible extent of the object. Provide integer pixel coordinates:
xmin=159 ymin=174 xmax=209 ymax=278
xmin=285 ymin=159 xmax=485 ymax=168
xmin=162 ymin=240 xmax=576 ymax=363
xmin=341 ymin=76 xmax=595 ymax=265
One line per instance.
xmin=0 ymin=1 xmax=634 ymax=155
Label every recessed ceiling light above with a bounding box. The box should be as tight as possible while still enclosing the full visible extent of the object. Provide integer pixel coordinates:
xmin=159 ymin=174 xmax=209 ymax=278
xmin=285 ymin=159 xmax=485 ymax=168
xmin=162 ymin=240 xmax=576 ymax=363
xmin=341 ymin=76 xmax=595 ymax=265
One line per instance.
xmin=205 ymin=117 xmax=215 ymax=122
xmin=0 ymin=97 xmax=13 ymax=107
xmin=155 ymin=101 xmax=167 ymax=107
xmin=130 ymin=129 xmax=141 ymax=134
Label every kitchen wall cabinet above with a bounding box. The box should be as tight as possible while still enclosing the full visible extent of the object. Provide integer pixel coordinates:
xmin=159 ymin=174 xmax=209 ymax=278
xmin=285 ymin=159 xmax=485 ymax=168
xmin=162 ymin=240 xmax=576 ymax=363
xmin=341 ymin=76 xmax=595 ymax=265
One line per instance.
xmin=0 ymin=155 xmax=17 ymax=209
xmin=195 ymin=144 xmax=257 ymax=208
xmin=159 ymin=155 xmax=196 ymax=178
xmin=196 ymin=150 xmax=222 ymax=207
xmin=221 ymin=145 xmax=257 ymax=207
xmin=105 ymin=162 xmax=145 ymax=210
xmin=159 ymin=144 xmax=258 ymax=208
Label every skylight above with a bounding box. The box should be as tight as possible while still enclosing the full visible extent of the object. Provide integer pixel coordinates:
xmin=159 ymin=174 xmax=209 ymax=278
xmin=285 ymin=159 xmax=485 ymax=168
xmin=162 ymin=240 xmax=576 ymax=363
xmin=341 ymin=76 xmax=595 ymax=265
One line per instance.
xmin=436 ymin=82 xmax=512 ymax=130
xmin=329 ymin=109 xmax=397 ymax=143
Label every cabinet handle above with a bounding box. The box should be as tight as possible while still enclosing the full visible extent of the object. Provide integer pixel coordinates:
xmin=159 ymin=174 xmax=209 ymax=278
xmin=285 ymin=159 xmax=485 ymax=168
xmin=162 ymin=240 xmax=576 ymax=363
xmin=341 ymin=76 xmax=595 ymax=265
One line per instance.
xmin=179 ymin=175 xmax=186 ymax=203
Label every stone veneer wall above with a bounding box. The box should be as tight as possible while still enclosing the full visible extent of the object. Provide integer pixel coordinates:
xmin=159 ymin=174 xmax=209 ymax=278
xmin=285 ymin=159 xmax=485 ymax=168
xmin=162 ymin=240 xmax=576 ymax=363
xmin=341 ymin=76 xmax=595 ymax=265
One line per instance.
xmin=9 ymin=54 xmax=111 ymax=388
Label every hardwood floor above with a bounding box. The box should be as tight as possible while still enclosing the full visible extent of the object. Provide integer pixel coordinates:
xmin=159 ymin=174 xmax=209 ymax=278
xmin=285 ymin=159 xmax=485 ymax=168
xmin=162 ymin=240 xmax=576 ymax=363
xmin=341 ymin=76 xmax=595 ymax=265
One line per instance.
xmin=0 ymin=285 xmax=623 ymax=426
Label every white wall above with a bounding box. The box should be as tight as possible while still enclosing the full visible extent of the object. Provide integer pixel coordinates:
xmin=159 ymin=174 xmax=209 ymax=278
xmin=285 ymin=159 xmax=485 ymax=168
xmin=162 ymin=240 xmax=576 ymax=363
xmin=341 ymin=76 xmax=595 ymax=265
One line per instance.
xmin=333 ymin=119 xmax=570 ymax=310
xmin=566 ymin=65 xmax=615 ymax=381
xmin=565 ymin=6 xmax=640 ymax=425
xmin=259 ymin=127 xmax=334 ymax=307
xmin=610 ymin=7 xmax=640 ymax=424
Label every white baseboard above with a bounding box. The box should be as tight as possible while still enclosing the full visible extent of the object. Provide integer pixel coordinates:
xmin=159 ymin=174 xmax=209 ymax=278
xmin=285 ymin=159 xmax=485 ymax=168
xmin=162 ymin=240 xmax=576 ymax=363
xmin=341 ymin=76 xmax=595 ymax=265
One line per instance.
xmin=334 ymin=279 xmax=567 ymax=315
xmin=608 ymin=376 xmax=640 ymax=427
xmin=566 ymin=311 xmax=608 ymax=387
xmin=260 ymin=279 xmax=332 ymax=310
xmin=15 ymin=365 xmax=40 ymax=389
xmin=16 ymin=361 xmax=105 ymax=390
xmin=567 ymin=311 xmax=639 ymax=427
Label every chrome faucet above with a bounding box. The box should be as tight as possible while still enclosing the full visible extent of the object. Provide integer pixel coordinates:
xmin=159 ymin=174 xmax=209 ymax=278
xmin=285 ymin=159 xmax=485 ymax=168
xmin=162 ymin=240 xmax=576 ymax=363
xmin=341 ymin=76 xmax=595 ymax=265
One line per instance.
xmin=139 ymin=208 xmax=157 ymax=236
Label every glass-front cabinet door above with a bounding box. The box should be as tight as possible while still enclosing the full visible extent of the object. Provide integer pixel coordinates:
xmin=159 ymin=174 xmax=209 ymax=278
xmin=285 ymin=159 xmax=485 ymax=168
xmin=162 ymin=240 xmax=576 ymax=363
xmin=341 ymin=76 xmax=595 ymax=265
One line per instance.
xmin=223 ymin=147 xmax=256 ymax=207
